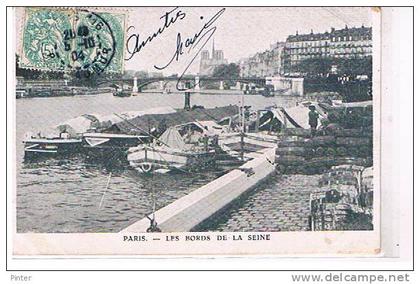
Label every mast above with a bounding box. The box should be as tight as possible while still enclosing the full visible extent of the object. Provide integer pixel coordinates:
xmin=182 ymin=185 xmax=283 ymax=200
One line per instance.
xmin=240 ymin=91 xmax=245 ymax=162
xmin=146 ymin=170 xmax=161 ymax=232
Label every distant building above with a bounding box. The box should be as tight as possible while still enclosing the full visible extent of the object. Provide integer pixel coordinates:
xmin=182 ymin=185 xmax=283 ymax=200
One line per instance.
xmin=282 ymin=25 xmax=372 ymax=74
xmin=149 ymin=72 xmax=163 ymax=78
xmin=199 ymin=40 xmax=228 ymax=76
xmin=239 ymin=42 xmax=286 ymax=78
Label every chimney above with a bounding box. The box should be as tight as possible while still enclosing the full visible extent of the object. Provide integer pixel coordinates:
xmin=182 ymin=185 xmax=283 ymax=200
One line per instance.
xmin=331 ymin=27 xmax=335 ymax=32
xmin=310 ymin=29 xmax=313 ymax=34
xmin=296 ymin=30 xmax=299 ymax=35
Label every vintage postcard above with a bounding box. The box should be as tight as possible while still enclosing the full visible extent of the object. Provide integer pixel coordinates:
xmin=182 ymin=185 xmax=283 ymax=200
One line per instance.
xmin=10 ymin=6 xmax=381 ymax=256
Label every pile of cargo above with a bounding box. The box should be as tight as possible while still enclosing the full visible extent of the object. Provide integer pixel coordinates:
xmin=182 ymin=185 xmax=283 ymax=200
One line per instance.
xmin=309 ymin=165 xmax=374 ymax=231
xmin=275 ymin=127 xmax=373 ymax=174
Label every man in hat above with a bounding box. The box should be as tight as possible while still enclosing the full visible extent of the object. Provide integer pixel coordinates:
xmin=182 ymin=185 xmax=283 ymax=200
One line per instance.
xmin=308 ymin=105 xmax=319 ymax=137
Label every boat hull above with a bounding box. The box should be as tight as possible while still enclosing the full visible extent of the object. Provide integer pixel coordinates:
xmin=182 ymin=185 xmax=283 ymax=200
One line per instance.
xmin=82 ymin=133 xmax=148 ymax=162
xmin=218 ymin=132 xmax=279 ymax=161
xmin=23 ymin=138 xmax=82 ymax=160
xmin=127 ymin=146 xmax=215 ymax=173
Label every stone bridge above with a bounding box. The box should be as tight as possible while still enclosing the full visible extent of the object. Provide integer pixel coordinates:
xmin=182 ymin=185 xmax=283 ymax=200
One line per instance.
xmin=98 ymin=76 xmax=267 ymax=92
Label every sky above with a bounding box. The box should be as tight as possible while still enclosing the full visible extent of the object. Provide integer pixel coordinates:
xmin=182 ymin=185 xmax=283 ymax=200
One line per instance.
xmin=15 ymin=7 xmax=373 ymax=76
xmin=122 ymin=7 xmax=373 ymax=75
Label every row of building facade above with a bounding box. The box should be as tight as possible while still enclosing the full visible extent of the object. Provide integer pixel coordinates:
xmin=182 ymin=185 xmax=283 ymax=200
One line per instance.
xmin=199 ymin=25 xmax=372 ymax=78
xmin=236 ymin=25 xmax=372 ymax=78
xmin=282 ymin=25 xmax=372 ymax=74
xmin=238 ymin=42 xmax=285 ymax=78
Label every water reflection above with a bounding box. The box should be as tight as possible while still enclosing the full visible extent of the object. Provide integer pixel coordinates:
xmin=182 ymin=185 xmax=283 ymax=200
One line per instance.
xmin=18 ymin=156 xmax=219 ymax=233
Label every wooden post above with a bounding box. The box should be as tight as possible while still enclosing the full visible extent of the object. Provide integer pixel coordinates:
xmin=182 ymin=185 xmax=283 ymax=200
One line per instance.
xmin=240 ymin=132 xmax=244 ymax=162
xmin=184 ymin=81 xmax=191 ymax=110
xmin=255 ymin=110 xmax=260 ymax=132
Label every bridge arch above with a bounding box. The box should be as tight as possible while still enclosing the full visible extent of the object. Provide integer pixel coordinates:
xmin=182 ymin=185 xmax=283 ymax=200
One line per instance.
xmin=95 ymin=76 xmax=267 ymax=90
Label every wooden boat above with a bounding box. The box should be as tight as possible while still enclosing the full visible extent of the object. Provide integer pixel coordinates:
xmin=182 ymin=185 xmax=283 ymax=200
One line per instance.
xmin=83 ymin=132 xmax=148 ymax=149
xmin=218 ymin=132 xmax=279 ymax=161
xmin=22 ymin=114 xmax=97 ymax=159
xmin=21 ymin=107 xmax=179 ymax=160
xmin=82 ymin=132 xmax=149 ymax=162
xmin=23 ymin=136 xmax=82 ymax=158
xmin=112 ymin=84 xmax=132 ymax=97
xmin=113 ymin=90 xmax=132 ymax=97
xmin=127 ymin=127 xmax=216 ymax=174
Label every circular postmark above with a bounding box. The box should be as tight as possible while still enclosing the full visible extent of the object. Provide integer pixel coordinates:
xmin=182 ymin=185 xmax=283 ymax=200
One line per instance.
xmin=23 ymin=8 xmax=117 ymax=77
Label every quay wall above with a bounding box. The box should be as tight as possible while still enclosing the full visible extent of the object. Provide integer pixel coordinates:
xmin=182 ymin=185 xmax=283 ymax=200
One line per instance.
xmin=122 ymin=148 xmax=276 ymax=233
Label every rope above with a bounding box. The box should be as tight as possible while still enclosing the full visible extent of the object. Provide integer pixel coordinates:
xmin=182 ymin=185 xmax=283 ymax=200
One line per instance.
xmin=98 ymin=172 xmax=112 ymax=209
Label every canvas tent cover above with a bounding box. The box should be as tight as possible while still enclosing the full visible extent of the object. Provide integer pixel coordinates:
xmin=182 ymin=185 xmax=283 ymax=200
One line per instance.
xmin=159 ymin=127 xmax=189 ymax=151
xmin=55 ymin=115 xmax=96 ymax=137
xmin=252 ymin=108 xmax=295 ymax=131
xmin=52 ymin=107 xmax=177 ymax=138
xmin=282 ymin=102 xmax=327 ymax=129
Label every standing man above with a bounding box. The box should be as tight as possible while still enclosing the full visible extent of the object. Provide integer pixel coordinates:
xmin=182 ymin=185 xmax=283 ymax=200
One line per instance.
xmin=308 ymin=105 xmax=319 ymax=137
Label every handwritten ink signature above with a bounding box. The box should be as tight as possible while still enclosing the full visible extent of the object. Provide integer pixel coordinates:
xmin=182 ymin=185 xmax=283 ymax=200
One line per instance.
xmin=154 ymin=8 xmax=226 ymax=90
xmin=125 ymin=7 xmax=186 ymax=61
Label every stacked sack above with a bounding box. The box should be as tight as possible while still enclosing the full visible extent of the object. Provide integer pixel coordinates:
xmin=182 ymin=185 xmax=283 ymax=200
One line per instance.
xmin=308 ymin=165 xmax=374 ymax=231
xmin=275 ymin=127 xmax=373 ymax=174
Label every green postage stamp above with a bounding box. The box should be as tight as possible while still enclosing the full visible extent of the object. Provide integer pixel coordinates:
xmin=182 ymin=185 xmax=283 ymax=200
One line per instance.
xmin=19 ymin=8 xmax=126 ymax=75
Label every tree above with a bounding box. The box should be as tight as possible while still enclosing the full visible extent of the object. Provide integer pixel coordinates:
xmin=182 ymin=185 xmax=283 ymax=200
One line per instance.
xmin=334 ymin=57 xmax=372 ymax=78
xmin=295 ymin=58 xmax=334 ymax=77
xmin=134 ymin=70 xmax=149 ymax=78
xmin=212 ymin=63 xmax=240 ymax=79
xmin=211 ymin=63 xmax=240 ymax=89
xmin=122 ymin=70 xmax=136 ymax=79
xmin=292 ymin=56 xmax=372 ymax=78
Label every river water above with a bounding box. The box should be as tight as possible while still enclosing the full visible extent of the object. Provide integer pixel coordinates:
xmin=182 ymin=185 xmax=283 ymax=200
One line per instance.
xmin=16 ymin=92 xmax=298 ymax=233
